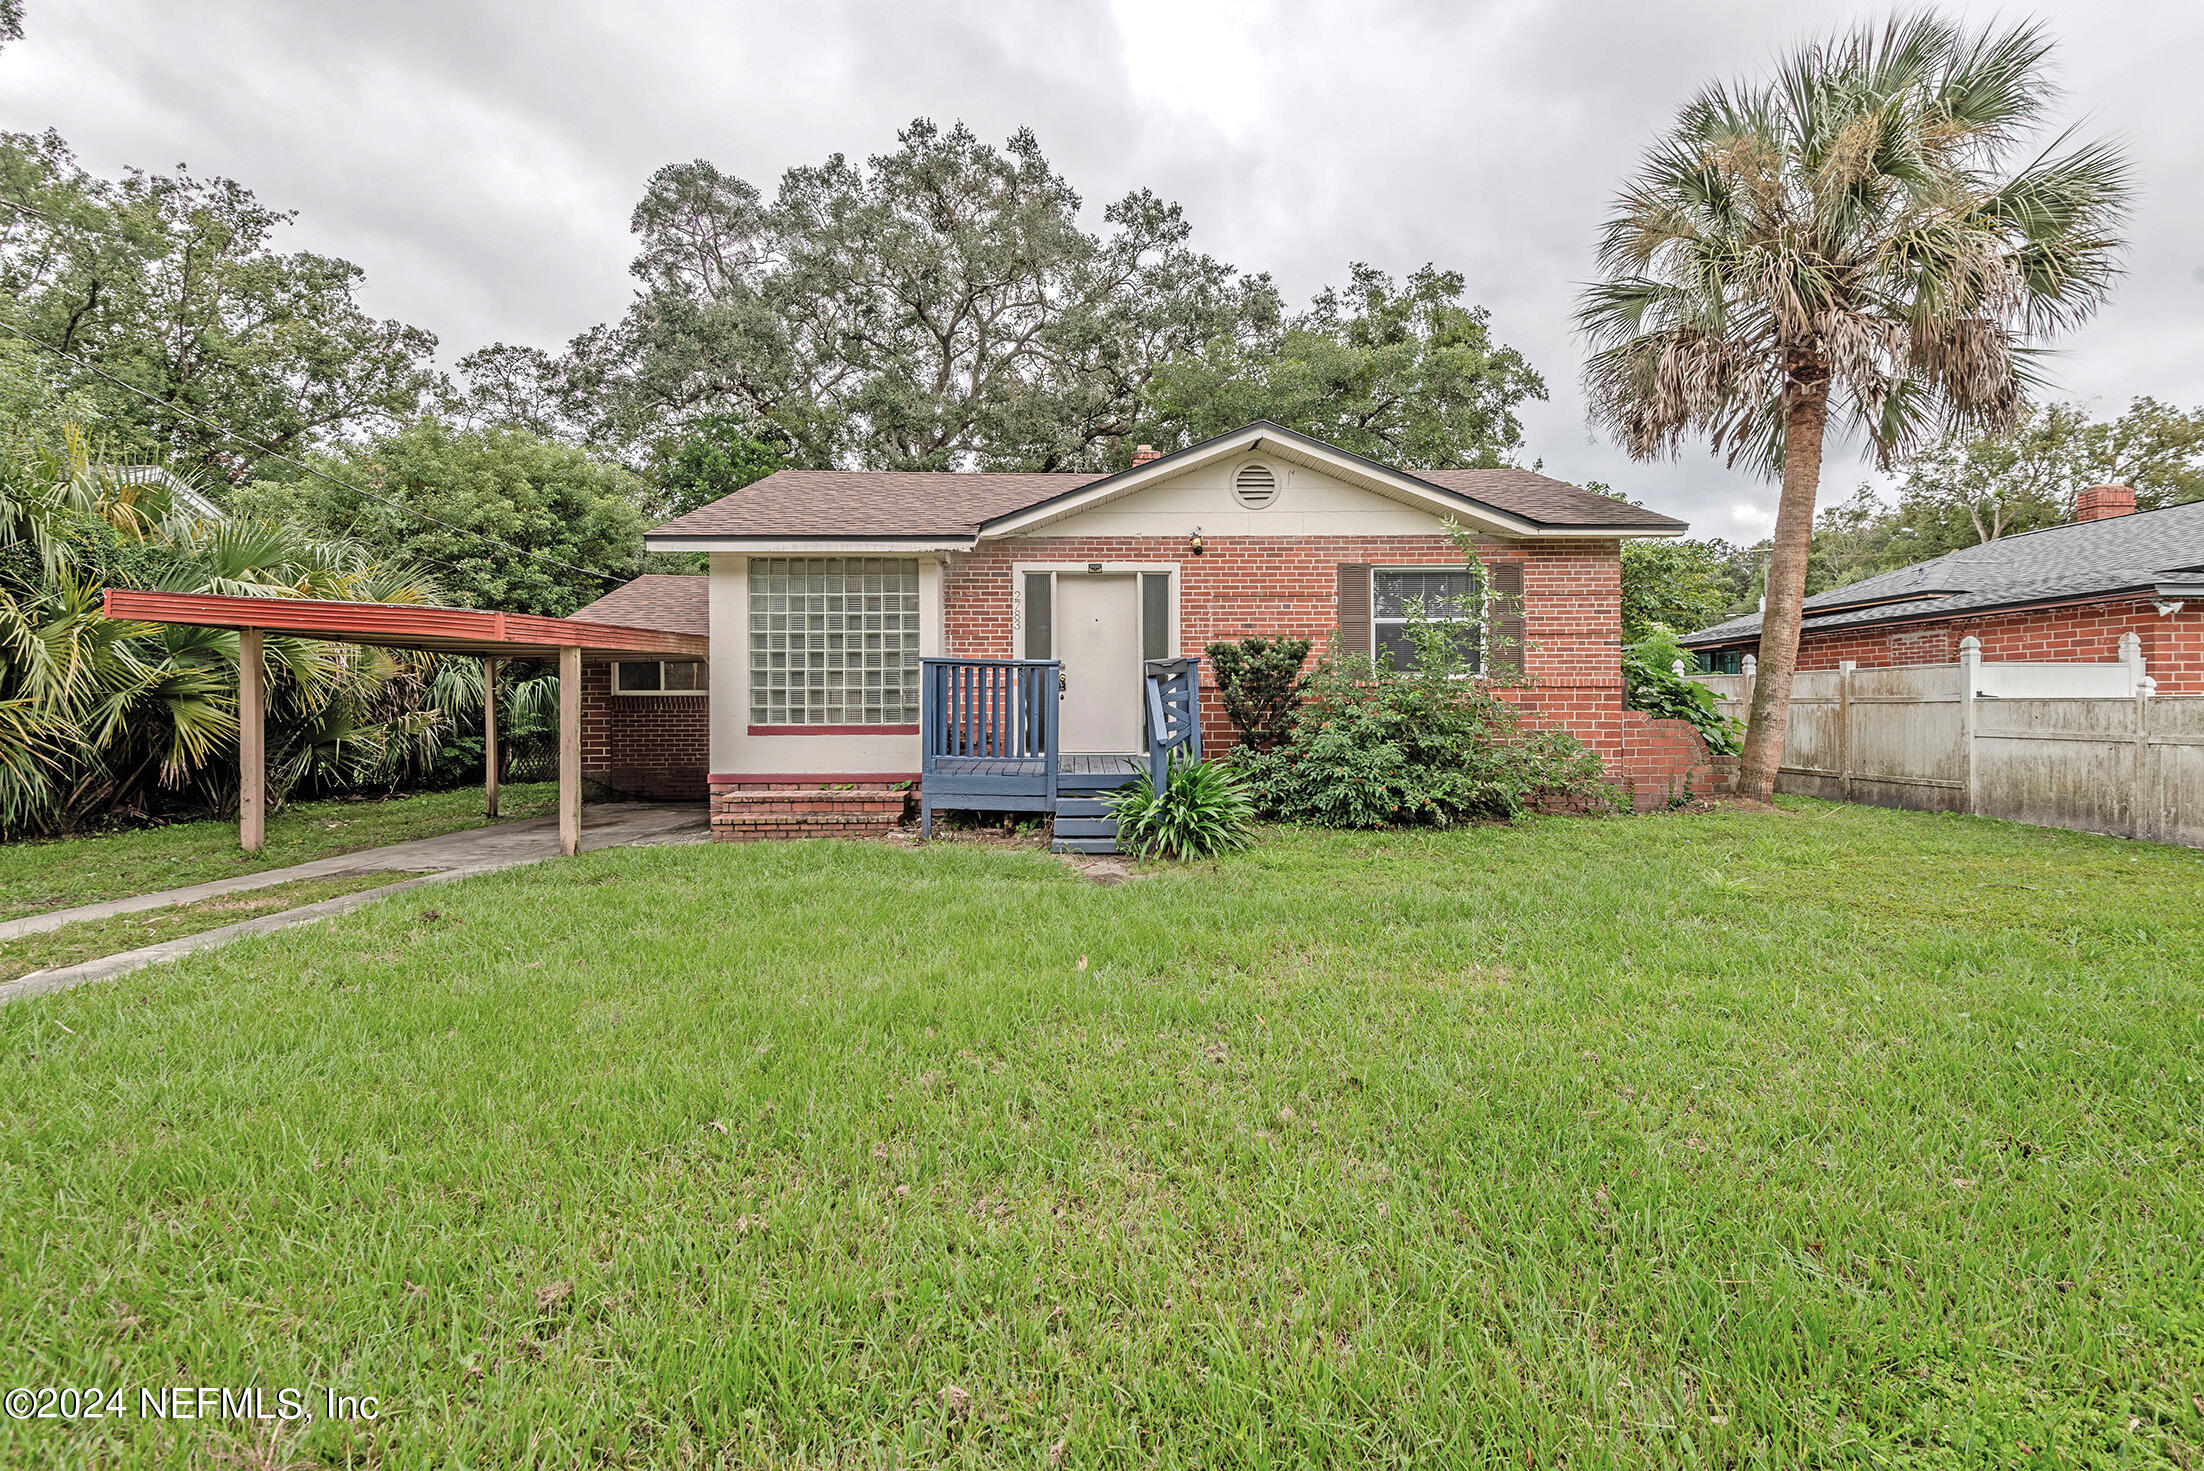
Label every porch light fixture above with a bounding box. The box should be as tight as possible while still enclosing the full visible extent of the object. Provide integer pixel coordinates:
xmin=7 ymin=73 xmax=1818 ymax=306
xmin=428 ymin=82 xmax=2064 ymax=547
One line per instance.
xmin=1087 ymin=561 xmax=1103 ymax=572
xmin=1188 ymin=529 xmax=1205 ymax=556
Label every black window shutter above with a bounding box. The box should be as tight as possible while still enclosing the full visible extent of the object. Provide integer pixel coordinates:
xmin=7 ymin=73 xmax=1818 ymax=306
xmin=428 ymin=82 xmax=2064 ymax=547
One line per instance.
xmin=1336 ymin=564 xmax=1371 ymax=656
xmin=1486 ymin=561 xmax=1526 ymax=676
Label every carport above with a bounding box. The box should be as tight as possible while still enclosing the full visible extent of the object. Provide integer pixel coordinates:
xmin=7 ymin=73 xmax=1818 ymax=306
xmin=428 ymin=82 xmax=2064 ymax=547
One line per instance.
xmin=100 ymin=590 xmax=711 ymax=856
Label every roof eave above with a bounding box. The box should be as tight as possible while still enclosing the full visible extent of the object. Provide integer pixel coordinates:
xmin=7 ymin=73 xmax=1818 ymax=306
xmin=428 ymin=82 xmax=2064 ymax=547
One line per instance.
xmin=643 ymin=534 xmax=977 ymax=554
xmin=973 ymin=421 xmax=1677 ymax=540
xmin=1680 ymin=580 xmax=2178 ymax=646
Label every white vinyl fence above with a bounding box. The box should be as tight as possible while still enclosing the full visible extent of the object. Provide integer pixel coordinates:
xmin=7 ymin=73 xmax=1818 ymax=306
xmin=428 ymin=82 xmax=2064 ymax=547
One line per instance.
xmin=1695 ymin=634 xmax=2203 ymax=847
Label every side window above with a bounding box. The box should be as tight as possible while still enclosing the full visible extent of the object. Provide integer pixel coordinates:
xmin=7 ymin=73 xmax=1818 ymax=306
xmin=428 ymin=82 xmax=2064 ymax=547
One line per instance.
xmin=1372 ymin=568 xmax=1482 ymax=672
xmin=615 ymin=660 xmax=708 ymax=694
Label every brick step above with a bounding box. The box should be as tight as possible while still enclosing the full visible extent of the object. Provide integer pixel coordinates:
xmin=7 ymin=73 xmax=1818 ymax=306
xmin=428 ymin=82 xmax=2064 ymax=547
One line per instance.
xmin=709 ymin=782 xmax=912 ymax=842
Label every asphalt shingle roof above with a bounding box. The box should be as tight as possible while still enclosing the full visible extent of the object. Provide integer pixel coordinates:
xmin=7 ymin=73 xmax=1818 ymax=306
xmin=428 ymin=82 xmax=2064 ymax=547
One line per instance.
xmin=569 ymin=574 xmax=709 ymax=636
xmin=647 ymin=453 xmax=1685 ymax=540
xmin=1682 ymin=500 xmax=2204 ymax=646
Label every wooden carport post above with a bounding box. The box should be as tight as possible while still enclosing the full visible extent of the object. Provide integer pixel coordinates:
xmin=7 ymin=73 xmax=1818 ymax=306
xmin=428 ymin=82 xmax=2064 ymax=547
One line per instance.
xmin=238 ymin=628 xmax=265 ymax=853
xmin=483 ymin=657 xmax=500 ymax=818
xmin=558 ymin=643 xmax=581 ymax=856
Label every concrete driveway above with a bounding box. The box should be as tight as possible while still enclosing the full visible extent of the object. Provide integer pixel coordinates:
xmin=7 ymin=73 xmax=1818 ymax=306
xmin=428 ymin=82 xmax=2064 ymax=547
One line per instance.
xmin=0 ymin=802 xmax=708 ymax=1004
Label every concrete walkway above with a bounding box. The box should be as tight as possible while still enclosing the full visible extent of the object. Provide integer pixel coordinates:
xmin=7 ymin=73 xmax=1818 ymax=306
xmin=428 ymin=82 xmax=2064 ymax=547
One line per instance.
xmin=0 ymin=803 xmax=708 ymax=1005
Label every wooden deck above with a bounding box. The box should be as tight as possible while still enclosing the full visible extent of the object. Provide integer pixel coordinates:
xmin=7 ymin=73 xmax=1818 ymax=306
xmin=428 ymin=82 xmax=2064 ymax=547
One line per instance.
xmin=931 ymin=753 xmax=1142 ymax=787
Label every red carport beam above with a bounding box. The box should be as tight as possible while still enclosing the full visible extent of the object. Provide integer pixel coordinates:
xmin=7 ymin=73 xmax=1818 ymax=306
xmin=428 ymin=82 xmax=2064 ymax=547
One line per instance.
xmin=101 ymin=591 xmax=709 ymax=857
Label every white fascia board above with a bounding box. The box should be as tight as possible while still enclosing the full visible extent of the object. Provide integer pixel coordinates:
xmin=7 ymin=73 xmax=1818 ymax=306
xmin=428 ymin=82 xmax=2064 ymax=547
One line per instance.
xmin=645 ymin=536 xmax=975 ymax=554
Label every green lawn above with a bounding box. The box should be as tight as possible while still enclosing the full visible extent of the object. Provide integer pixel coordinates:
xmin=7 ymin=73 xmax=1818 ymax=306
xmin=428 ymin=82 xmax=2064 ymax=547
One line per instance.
xmin=0 ymin=783 xmax=556 ymax=920
xmin=2 ymin=801 xmax=2199 ymax=1467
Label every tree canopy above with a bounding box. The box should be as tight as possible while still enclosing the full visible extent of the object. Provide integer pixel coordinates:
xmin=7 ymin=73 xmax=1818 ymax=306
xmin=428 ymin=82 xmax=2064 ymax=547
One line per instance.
xmin=466 ymin=122 xmax=1545 ymax=476
xmin=0 ymin=130 xmax=439 ymax=481
xmin=230 ymin=421 xmax=646 ymax=618
xmin=503 ymin=120 xmax=1276 ymax=472
xmin=1145 ymin=264 xmax=1546 ymax=469
xmin=647 ymin=412 xmax=787 ymax=518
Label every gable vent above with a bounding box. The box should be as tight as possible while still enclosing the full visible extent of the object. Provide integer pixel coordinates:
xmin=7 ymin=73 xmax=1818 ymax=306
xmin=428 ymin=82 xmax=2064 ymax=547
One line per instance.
xmin=1233 ymin=461 xmax=1279 ymax=509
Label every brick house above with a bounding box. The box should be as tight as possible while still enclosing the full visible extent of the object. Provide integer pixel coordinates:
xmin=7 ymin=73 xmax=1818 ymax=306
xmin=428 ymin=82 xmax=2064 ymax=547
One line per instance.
xmin=1680 ymin=490 xmax=2204 ymax=693
xmin=570 ymin=421 xmax=1717 ymax=839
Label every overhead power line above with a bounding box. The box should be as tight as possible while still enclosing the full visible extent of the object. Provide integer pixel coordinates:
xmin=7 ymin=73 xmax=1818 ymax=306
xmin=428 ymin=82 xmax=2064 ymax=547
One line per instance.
xmin=0 ymin=301 xmax=627 ymax=588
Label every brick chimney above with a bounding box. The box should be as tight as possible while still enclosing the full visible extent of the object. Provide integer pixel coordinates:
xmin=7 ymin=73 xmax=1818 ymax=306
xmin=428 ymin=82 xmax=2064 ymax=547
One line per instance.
xmin=2075 ymin=485 xmax=2136 ymax=522
xmin=1130 ymin=444 xmax=1161 ymax=466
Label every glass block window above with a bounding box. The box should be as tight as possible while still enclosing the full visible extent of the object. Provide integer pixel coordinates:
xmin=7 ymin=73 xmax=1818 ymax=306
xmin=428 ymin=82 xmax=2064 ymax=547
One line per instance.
xmin=747 ymin=558 xmax=922 ymax=726
xmin=1373 ymin=567 xmax=1482 ymax=673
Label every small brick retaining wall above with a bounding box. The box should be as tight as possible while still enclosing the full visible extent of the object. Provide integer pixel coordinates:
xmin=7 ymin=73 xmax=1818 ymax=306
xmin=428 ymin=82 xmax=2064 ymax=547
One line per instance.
xmin=1620 ymin=711 xmax=1735 ymax=810
xmin=708 ymin=779 xmax=912 ymax=841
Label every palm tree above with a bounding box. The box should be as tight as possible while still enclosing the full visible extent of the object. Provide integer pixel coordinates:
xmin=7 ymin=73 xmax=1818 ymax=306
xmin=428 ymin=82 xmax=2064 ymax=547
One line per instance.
xmin=1577 ymin=12 xmax=2130 ymax=800
xmin=0 ymin=426 xmax=472 ymax=833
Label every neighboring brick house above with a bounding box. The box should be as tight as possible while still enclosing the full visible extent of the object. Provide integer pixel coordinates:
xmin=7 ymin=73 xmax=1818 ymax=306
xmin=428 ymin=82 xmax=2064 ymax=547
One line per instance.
xmin=576 ymin=421 xmax=1716 ymax=837
xmin=1680 ymin=490 xmax=2204 ymax=693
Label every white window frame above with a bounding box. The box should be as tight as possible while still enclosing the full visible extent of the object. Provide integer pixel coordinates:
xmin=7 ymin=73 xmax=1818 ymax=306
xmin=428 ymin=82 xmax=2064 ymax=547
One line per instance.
xmin=612 ymin=658 xmax=711 ymax=696
xmin=1369 ymin=565 xmax=1485 ymax=672
xmin=1010 ymin=562 xmax=1181 ymax=662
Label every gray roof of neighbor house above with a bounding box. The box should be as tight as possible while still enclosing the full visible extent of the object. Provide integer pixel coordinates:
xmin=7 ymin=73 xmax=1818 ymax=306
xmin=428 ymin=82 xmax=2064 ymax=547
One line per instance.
xmin=647 ymin=423 xmax=1687 ymax=541
xmin=1682 ymin=499 xmax=2204 ymax=647
xmin=568 ymin=574 xmax=709 ymax=637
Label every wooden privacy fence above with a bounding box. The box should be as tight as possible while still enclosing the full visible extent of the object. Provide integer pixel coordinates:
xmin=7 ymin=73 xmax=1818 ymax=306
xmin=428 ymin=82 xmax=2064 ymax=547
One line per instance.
xmin=1696 ymin=635 xmax=2203 ymax=847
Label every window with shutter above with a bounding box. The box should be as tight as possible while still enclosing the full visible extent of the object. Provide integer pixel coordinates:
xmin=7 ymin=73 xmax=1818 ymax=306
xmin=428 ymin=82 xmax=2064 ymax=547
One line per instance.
xmin=1373 ymin=568 xmax=1483 ymax=672
xmin=1485 ymin=561 xmax=1526 ymax=677
xmin=1336 ymin=564 xmax=1371 ymax=654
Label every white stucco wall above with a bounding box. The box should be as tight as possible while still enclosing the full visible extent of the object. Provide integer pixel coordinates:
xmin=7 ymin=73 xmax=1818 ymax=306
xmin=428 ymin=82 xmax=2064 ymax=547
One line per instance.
xmin=1038 ymin=455 xmax=1451 ymax=539
xmin=707 ymin=552 xmax=943 ymax=776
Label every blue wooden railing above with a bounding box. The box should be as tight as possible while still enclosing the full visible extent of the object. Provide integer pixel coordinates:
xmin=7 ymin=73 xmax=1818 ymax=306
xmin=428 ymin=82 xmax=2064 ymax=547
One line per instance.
xmin=918 ymin=655 xmax=1201 ymax=835
xmin=1143 ymin=656 xmax=1201 ymax=792
xmin=918 ymin=657 xmax=1060 ymax=836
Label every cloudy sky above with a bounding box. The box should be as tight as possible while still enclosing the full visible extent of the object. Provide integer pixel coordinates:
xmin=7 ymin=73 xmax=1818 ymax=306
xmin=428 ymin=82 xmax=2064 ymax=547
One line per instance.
xmin=6 ymin=0 xmax=2200 ymax=538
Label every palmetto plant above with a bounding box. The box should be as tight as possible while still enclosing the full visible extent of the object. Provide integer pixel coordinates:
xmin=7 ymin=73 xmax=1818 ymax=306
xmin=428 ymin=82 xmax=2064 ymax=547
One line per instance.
xmin=0 ymin=426 xmax=473 ymax=834
xmin=1576 ymin=12 xmax=2130 ymax=799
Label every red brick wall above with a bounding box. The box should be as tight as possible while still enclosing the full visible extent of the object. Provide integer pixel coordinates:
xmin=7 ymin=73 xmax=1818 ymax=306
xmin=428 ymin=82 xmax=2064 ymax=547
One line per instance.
xmin=579 ymin=661 xmax=709 ymax=800
xmin=1619 ymin=711 xmax=1735 ymax=809
xmin=1782 ymin=598 xmax=2202 ymax=694
xmin=942 ymin=533 xmax=1635 ymax=761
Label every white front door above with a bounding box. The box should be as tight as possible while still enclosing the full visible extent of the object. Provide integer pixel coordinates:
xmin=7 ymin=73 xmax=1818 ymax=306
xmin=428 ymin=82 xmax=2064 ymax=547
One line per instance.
xmin=1054 ymin=573 xmax=1143 ymax=753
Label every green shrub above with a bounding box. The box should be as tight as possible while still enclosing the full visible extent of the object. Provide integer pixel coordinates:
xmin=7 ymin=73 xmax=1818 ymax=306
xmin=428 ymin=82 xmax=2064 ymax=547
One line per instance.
xmin=1203 ymin=635 xmax=1312 ymax=749
xmin=1622 ymin=627 xmax=1742 ymax=757
xmin=1108 ymin=755 xmax=1257 ymax=860
xmin=1233 ymin=611 xmax=1616 ymax=829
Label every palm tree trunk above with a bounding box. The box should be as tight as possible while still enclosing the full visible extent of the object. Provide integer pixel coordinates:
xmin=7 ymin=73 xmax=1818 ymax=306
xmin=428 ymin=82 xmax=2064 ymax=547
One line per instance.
xmin=1738 ymin=373 xmax=1830 ymax=801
